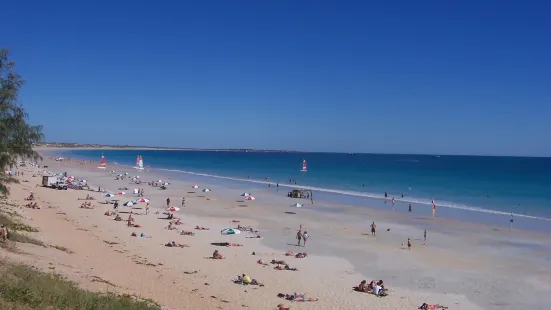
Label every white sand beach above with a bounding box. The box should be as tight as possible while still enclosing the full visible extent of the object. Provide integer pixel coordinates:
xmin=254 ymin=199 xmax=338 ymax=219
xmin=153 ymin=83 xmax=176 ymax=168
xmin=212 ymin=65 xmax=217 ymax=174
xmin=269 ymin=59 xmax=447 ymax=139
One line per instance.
xmin=2 ymin=154 xmax=551 ymax=310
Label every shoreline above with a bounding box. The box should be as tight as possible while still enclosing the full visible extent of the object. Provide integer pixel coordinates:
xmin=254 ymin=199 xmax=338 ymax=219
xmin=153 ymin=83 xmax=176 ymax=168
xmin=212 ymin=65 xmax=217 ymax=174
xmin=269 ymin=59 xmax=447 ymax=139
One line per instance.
xmin=4 ymin=153 xmax=547 ymax=309
xmin=44 ymin=147 xmax=551 ymax=234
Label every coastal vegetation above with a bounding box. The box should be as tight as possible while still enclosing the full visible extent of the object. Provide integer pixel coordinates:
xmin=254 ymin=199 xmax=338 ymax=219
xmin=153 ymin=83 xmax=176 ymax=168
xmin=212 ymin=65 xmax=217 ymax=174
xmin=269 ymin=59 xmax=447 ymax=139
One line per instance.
xmin=0 ymin=48 xmax=43 ymax=196
xmin=0 ymin=262 xmax=161 ymax=310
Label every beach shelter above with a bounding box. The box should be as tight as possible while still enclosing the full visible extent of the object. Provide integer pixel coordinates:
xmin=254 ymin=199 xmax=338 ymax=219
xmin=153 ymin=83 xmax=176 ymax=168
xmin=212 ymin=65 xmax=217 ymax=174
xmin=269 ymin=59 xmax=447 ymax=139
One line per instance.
xmin=241 ymin=193 xmax=251 ymax=197
xmin=192 ymin=185 xmax=200 ymax=189
xmin=116 ymin=191 xmax=126 ymax=195
xmin=291 ymin=203 xmax=303 ymax=208
xmin=105 ymin=193 xmax=115 ymax=198
xmin=166 ymin=206 xmax=180 ymax=212
xmin=123 ymin=201 xmax=135 ymax=206
xmin=203 ymin=188 xmax=211 ymax=192
xmin=136 ymin=198 xmax=149 ymax=203
xmin=246 ymin=196 xmax=256 ymax=201
xmin=220 ymin=228 xmax=241 ymax=235
xmin=110 ymin=170 xmax=116 ymax=173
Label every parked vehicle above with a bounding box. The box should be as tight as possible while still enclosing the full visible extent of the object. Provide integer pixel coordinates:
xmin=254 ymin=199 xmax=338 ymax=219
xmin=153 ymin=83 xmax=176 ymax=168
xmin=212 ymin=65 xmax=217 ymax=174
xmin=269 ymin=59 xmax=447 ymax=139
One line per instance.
xmin=53 ymin=181 xmax=68 ymax=190
xmin=42 ymin=176 xmax=58 ymax=187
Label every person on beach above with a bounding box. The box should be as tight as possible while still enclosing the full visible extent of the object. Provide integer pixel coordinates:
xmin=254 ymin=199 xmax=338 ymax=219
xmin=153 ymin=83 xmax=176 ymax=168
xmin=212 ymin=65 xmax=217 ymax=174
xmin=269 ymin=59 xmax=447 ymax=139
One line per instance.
xmin=392 ymin=197 xmax=395 ymax=205
xmin=384 ymin=192 xmax=387 ymax=200
xmin=424 ymin=230 xmax=427 ymax=244
xmin=113 ymin=201 xmax=119 ymax=210
xmin=408 ymin=238 xmax=412 ymax=249
xmin=145 ymin=203 xmax=150 ymax=215
xmin=166 ymin=197 xmax=170 ymax=207
xmin=181 ymin=197 xmax=185 ymax=208
xmin=408 ymin=204 xmax=412 ymax=212
xmin=370 ymin=222 xmax=376 ymax=236
xmin=296 ymin=229 xmax=303 ymax=246
xmin=1 ymin=225 xmax=8 ymax=245
xmin=303 ymin=231 xmax=309 ymax=247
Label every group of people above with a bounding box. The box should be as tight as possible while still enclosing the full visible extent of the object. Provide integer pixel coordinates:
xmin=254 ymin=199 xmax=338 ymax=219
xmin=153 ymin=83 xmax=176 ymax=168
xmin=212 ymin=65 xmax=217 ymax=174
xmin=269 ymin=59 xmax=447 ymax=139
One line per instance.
xmin=354 ymin=279 xmax=388 ymax=296
xmin=296 ymin=226 xmax=309 ymax=246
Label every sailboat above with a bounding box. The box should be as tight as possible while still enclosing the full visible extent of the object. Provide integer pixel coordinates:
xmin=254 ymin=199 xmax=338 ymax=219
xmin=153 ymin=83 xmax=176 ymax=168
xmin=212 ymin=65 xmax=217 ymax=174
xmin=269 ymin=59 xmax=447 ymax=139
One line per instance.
xmin=98 ymin=154 xmax=107 ymax=169
xmin=300 ymin=160 xmax=307 ymax=172
xmin=134 ymin=155 xmax=144 ymax=170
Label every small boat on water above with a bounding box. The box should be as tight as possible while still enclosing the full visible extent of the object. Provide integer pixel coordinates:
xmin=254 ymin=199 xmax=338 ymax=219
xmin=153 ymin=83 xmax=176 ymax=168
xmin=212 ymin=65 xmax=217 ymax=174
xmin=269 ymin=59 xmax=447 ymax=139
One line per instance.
xmin=98 ymin=154 xmax=106 ymax=169
xmin=301 ymin=160 xmax=307 ymax=172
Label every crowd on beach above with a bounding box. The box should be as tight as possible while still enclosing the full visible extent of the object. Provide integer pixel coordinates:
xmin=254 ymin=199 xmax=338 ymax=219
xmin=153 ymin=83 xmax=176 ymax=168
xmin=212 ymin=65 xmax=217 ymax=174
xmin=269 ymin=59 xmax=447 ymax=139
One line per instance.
xmin=2 ymin=160 xmax=452 ymax=310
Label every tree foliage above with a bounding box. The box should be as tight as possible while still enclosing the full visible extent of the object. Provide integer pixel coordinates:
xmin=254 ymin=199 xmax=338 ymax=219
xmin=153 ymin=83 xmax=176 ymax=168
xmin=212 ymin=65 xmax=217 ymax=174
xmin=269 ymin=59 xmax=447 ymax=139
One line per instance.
xmin=0 ymin=48 xmax=44 ymax=195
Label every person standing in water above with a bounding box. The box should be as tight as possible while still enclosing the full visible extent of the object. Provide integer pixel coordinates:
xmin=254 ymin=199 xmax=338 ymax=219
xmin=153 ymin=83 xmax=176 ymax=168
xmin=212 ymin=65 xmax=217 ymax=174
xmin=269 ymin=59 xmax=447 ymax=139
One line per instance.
xmin=408 ymin=204 xmax=412 ymax=212
xmin=370 ymin=222 xmax=376 ymax=236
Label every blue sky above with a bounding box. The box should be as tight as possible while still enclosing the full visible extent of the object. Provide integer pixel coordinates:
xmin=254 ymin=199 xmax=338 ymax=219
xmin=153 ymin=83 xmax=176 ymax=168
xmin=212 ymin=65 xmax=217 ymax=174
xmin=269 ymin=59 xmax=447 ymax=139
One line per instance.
xmin=2 ymin=1 xmax=550 ymax=156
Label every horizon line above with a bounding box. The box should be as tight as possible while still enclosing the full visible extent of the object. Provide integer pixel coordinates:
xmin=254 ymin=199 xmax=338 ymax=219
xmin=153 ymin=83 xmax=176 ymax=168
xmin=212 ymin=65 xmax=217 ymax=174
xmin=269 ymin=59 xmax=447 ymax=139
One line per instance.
xmin=36 ymin=142 xmax=551 ymax=159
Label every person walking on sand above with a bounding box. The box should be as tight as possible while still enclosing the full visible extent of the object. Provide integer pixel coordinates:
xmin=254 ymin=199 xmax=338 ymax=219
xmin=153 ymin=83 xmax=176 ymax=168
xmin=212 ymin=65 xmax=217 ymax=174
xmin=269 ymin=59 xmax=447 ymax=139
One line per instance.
xmin=296 ymin=229 xmax=303 ymax=246
xmin=303 ymin=231 xmax=309 ymax=247
xmin=166 ymin=197 xmax=171 ymax=207
xmin=370 ymin=222 xmax=376 ymax=236
xmin=145 ymin=203 xmax=150 ymax=215
xmin=181 ymin=197 xmax=186 ymax=208
xmin=1 ymin=225 xmax=7 ymax=245
xmin=407 ymin=238 xmax=411 ymax=250
xmin=423 ymin=230 xmax=427 ymax=245
xmin=408 ymin=204 xmax=412 ymax=212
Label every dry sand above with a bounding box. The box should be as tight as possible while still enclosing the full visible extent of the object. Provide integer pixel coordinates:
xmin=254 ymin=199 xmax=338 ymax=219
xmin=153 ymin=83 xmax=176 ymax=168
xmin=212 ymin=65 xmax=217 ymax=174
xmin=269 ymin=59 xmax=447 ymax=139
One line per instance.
xmin=1 ymin=156 xmax=550 ymax=310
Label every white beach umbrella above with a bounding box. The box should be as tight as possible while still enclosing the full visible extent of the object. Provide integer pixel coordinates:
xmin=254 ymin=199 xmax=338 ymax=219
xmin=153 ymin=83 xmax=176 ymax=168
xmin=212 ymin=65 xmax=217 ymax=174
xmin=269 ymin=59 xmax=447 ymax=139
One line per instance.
xmin=124 ymin=201 xmax=134 ymax=206
xmin=166 ymin=206 xmax=180 ymax=212
xmin=136 ymin=198 xmax=149 ymax=203
xmin=124 ymin=172 xmax=129 ymax=175
xmin=80 ymin=179 xmax=87 ymax=183
xmin=241 ymin=193 xmax=251 ymax=197
xmin=246 ymin=196 xmax=256 ymax=201
xmin=203 ymin=188 xmax=211 ymax=192
xmin=105 ymin=193 xmax=115 ymax=198
xmin=220 ymin=228 xmax=241 ymax=235
xmin=291 ymin=203 xmax=303 ymax=208
xmin=110 ymin=170 xmax=116 ymax=173
xmin=192 ymin=185 xmax=200 ymax=189
xmin=116 ymin=191 xmax=126 ymax=195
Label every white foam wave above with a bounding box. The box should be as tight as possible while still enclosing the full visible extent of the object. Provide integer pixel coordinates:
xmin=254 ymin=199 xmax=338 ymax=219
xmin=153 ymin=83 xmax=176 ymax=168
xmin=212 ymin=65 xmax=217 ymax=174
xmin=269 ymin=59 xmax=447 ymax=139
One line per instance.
xmin=154 ymin=167 xmax=551 ymax=222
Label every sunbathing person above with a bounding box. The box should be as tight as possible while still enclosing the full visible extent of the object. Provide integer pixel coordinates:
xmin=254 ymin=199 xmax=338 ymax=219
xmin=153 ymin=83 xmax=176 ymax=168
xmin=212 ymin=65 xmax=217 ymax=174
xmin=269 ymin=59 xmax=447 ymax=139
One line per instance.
xmin=246 ymin=235 xmax=262 ymax=239
xmin=277 ymin=303 xmax=289 ymax=310
xmin=295 ymin=252 xmax=308 ymax=258
xmin=274 ymin=264 xmax=298 ymax=271
xmin=285 ymin=251 xmax=294 ymax=256
xmin=104 ymin=211 xmax=114 ymax=216
xmin=419 ymin=303 xmax=448 ymax=309
xmin=166 ymin=222 xmax=177 ymax=230
xmin=225 ymin=242 xmax=243 ymax=247
xmin=195 ymin=226 xmax=209 ymax=230
xmin=127 ymin=215 xmax=134 ymax=227
xmin=114 ymin=215 xmax=122 ymax=221
xmin=353 ymin=280 xmax=369 ymax=292
xmin=257 ymin=259 xmax=268 ymax=266
xmin=212 ymin=250 xmax=225 ymax=259
xmin=172 ymin=219 xmax=182 ymax=225
xmin=271 ymin=259 xmax=287 ymax=265
xmin=180 ymin=230 xmax=195 ymax=236
xmin=165 ymin=241 xmax=189 ymax=248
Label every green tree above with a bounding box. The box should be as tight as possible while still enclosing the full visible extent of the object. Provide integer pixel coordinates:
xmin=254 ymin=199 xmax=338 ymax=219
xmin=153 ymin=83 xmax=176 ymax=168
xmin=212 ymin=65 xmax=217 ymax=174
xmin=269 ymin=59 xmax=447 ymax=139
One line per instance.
xmin=0 ymin=48 xmax=44 ymax=195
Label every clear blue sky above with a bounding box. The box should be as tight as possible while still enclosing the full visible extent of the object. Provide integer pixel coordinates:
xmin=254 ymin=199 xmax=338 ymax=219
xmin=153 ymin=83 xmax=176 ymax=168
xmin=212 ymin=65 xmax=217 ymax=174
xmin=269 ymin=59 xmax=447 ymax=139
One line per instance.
xmin=2 ymin=0 xmax=550 ymax=156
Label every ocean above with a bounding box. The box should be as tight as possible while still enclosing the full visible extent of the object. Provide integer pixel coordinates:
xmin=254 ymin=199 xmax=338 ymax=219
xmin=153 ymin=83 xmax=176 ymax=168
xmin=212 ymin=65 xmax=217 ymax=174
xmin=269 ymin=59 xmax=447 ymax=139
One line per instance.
xmin=52 ymin=149 xmax=551 ymax=228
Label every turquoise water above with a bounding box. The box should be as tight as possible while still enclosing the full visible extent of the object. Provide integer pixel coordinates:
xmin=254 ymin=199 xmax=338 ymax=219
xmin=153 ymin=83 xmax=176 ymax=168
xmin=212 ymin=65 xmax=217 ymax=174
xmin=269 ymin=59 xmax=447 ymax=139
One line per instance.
xmin=53 ymin=150 xmax=551 ymax=223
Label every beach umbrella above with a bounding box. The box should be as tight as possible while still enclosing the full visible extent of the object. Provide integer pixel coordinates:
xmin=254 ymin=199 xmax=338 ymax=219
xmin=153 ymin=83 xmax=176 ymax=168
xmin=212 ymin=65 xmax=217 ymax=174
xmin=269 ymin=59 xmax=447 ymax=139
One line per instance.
xmin=241 ymin=193 xmax=251 ymax=197
xmin=123 ymin=201 xmax=135 ymax=206
xmin=246 ymin=196 xmax=256 ymax=201
xmin=203 ymin=188 xmax=211 ymax=192
xmin=124 ymin=172 xmax=129 ymax=175
xmin=117 ymin=191 xmax=126 ymax=195
xmin=291 ymin=203 xmax=303 ymax=208
xmin=192 ymin=185 xmax=200 ymax=189
xmin=105 ymin=193 xmax=115 ymax=198
xmin=166 ymin=206 xmax=180 ymax=212
xmin=80 ymin=179 xmax=87 ymax=183
xmin=136 ymin=198 xmax=149 ymax=203
xmin=110 ymin=170 xmax=115 ymax=173
xmin=158 ymin=179 xmax=163 ymax=182
xmin=220 ymin=228 xmax=241 ymax=235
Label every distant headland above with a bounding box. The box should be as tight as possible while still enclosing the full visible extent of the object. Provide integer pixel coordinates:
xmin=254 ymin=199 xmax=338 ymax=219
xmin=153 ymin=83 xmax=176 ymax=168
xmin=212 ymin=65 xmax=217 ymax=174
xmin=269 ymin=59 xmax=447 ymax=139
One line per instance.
xmin=34 ymin=142 xmax=299 ymax=153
